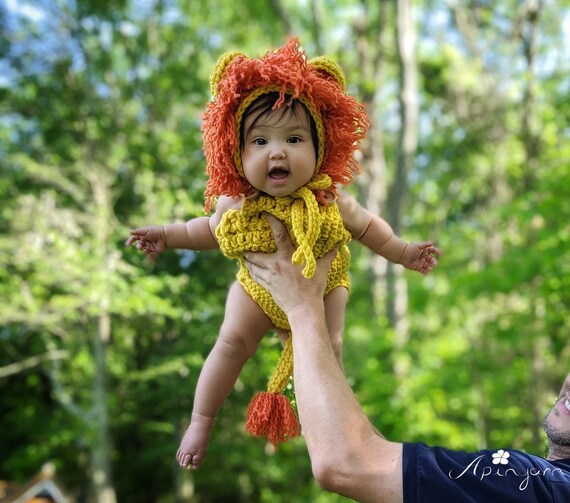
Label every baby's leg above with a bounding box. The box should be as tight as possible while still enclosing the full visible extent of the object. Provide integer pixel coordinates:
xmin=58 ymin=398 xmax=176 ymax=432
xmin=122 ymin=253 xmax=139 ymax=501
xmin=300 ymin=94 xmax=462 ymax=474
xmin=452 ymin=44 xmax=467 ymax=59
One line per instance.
xmin=324 ymin=287 xmax=349 ymax=370
xmin=177 ymin=281 xmax=272 ymax=470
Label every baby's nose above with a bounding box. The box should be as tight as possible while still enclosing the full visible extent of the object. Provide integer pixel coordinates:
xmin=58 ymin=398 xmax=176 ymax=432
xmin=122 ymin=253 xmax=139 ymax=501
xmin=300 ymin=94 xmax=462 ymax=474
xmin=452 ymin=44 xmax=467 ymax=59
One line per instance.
xmin=269 ymin=148 xmax=286 ymax=159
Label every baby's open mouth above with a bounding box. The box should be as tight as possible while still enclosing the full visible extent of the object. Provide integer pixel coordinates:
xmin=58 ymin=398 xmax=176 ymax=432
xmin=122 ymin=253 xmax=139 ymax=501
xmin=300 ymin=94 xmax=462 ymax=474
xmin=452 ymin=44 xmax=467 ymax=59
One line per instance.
xmin=269 ymin=168 xmax=289 ymax=179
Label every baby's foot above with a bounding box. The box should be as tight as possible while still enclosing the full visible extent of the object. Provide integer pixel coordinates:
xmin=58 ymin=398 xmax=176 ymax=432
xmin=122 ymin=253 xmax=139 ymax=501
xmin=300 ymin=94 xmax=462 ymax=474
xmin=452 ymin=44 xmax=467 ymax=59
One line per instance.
xmin=176 ymin=413 xmax=215 ymax=470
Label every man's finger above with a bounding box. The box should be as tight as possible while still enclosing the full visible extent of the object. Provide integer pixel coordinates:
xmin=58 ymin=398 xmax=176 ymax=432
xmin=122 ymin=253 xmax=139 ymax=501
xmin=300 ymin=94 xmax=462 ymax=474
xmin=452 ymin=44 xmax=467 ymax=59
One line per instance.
xmin=319 ymin=247 xmax=338 ymax=270
xmin=243 ymin=251 xmax=268 ymax=269
xmin=265 ymin=215 xmax=293 ymax=250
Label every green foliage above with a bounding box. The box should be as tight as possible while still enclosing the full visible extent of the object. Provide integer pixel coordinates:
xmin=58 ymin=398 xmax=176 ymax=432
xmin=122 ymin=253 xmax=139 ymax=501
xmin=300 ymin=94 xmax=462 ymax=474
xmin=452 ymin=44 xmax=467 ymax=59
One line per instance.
xmin=1 ymin=0 xmax=569 ymax=501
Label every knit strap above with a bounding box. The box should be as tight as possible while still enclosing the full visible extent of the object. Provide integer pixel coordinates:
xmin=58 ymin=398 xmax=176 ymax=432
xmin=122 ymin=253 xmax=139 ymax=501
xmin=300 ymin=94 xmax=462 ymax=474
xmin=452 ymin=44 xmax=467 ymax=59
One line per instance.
xmin=267 ymin=334 xmax=294 ymax=394
xmin=289 ymin=174 xmax=331 ymax=278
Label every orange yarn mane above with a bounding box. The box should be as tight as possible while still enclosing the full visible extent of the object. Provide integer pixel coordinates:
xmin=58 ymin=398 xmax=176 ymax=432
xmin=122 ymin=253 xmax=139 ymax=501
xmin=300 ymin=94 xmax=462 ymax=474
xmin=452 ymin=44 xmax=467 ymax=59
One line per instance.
xmin=202 ymin=38 xmax=370 ymax=211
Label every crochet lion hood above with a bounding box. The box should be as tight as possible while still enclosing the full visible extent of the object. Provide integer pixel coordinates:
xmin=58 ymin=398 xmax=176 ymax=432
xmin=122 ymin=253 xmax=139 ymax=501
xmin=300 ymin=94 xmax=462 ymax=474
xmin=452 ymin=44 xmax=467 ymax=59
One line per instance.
xmin=202 ymin=38 xmax=370 ymax=209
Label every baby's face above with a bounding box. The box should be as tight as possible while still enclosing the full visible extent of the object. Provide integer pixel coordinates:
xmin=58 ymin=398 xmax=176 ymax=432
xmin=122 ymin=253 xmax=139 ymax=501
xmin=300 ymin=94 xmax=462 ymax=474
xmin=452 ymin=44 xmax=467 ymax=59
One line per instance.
xmin=241 ymin=103 xmax=317 ymax=197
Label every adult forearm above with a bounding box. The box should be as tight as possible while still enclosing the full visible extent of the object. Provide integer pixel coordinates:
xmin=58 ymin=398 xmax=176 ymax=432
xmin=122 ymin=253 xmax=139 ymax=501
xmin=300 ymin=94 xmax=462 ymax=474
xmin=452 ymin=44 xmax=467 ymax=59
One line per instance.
xmin=288 ymin=303 xmax=402 ymax=503
xmin=289 ymin=302 xmax=371 ymax=450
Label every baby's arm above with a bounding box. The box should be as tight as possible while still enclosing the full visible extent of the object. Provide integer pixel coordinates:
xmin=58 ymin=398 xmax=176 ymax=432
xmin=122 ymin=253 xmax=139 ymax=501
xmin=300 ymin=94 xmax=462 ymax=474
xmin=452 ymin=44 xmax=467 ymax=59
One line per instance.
xmin=337 ymin=191 xmax=440 ymax=275
xmin=126 ymin=196 xmax=241 ymax=258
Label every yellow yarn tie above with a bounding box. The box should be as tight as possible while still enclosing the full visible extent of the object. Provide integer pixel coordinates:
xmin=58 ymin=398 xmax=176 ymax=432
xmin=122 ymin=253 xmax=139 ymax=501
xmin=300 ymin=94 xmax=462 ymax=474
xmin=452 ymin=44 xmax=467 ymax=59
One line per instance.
xmin=267 ymin=334 xmax=293 ymax=394
xmin=289 ymin=176 xmax=330 ymax=278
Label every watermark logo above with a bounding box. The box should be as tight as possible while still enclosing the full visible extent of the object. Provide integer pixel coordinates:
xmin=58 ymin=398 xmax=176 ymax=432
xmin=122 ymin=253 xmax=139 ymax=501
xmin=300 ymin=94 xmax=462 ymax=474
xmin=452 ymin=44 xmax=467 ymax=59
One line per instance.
xmin=492 ymin=449 xmax=510 ymax=465
xmin=448 ymin=450 xmax=568 ymax=491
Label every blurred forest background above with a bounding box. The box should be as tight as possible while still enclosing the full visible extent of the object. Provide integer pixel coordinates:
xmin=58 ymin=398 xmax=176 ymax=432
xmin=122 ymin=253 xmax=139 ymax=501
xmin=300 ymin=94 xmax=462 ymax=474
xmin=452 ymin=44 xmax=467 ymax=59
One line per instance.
xmin=1 ymin=0 xmax=569 ymax=501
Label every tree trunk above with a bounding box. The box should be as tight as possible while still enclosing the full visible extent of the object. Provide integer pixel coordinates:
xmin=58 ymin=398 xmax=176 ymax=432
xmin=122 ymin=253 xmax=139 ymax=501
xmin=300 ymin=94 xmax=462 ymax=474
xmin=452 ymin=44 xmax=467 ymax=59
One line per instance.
xmin=91 ymin=311 xmax=116 ymax=503
xmin=519 ymin=0 xmax=546 ymax=447
xmin=354 ymin=0 xmax=391 ymax=319
xmin=389 ymin=0 xmax=418 ymax=350
xmin=89 ymin=170 xmax=118 ymax=503
xmin=521 ymin=0 xmax=542 ymax=189
xmin=309 ymin=0 xmax=323 ymax=53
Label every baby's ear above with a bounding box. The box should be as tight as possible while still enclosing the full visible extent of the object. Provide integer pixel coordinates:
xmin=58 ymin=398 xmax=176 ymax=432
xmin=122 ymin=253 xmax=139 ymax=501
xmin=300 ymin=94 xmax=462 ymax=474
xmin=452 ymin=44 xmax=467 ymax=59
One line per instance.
xmin=309 ymin=56 xmax=346 ymax=90
xmin=209 ymin=51 xmax=245 ymax=97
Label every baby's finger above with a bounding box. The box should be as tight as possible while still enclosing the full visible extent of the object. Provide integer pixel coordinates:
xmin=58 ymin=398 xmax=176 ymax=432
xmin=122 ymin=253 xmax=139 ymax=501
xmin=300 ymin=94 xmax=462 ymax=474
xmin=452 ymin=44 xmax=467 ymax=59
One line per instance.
xmin=430 ymin=246 xmax=442 ymax=257
xmin=125 ymin=235 xmax=139 ymax=247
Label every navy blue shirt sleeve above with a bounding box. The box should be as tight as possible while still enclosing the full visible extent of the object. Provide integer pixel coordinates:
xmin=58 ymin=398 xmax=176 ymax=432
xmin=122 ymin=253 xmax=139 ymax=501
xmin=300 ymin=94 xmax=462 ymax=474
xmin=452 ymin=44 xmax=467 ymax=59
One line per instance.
xmin=403 ymin=442 xmax=570 ymax=503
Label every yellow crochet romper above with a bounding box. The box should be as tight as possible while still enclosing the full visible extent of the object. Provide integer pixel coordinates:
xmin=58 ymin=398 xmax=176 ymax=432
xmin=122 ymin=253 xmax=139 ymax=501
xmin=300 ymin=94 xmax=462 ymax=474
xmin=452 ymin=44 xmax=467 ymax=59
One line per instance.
xmin=215 ymin=175 xmax=351 ymax=444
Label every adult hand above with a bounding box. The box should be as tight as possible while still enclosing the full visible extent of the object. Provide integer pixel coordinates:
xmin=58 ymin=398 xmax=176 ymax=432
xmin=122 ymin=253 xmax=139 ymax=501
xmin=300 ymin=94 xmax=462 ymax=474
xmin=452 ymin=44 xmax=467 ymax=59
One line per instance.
xmin=243 ymin=215 xmax=336 ymax=316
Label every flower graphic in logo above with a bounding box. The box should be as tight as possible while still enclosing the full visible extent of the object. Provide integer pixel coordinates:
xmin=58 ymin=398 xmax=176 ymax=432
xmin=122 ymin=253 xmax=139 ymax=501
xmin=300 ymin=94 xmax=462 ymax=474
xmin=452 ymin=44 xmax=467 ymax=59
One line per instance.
xmin=492 ymin=449 xmax=510 ymax=465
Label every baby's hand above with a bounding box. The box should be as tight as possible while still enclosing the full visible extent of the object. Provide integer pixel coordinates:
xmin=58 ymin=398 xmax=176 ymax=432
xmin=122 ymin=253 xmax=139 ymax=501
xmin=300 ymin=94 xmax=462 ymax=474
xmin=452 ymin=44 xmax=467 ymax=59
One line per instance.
xmin=126 ymin=226 xmax=168 ymax=259
xmin=400 ymin=241 xmax=441 ymax=275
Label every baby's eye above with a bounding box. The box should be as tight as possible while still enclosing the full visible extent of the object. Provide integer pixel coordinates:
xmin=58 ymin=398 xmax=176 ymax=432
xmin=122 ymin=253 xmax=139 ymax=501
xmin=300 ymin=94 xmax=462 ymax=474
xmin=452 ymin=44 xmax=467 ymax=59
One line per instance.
xmin=288 ymin=136 xmax=302 ymax=144
xmin=252 ymin=138 xmax=267 ymax=145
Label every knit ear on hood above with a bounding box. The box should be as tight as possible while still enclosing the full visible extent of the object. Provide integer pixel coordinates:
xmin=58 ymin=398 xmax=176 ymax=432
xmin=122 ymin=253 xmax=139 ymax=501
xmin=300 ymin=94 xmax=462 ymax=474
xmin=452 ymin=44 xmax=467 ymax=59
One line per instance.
xmin=202 ymin=38 xmax=370 ymax=211
xmin=209 ymin=51 xmax=245 ymax=98
xmin=308 ymin=56 xmax=347 ymax=89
